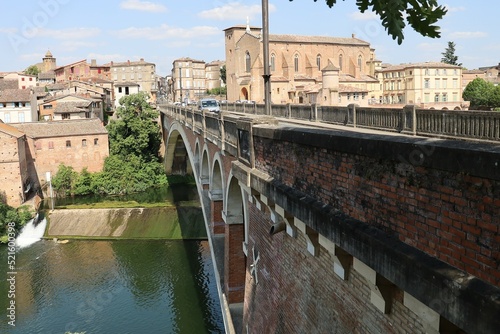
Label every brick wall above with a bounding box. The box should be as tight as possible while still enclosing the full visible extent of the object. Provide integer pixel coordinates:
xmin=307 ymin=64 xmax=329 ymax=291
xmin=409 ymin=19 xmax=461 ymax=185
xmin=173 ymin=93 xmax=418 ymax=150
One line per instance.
xmin=31 ymin=133 xmax=108 ymax=184
xmin=0 ymin=134 xmax=24 ymax=206
xmin=243 ymin=203 xmax=433 ymax=333
xmin=253 ymin=137 xmax=499 ymax=286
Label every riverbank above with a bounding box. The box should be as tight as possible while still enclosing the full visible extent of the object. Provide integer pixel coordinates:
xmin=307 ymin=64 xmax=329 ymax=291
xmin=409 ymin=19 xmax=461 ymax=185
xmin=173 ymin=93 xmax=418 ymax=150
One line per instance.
xmin=45 ymin=206 xmax=207 ymax=240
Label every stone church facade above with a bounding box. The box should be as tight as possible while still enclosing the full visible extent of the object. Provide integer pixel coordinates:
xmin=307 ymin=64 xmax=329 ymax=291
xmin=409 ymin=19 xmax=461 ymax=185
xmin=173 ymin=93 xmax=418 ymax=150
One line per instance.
xmin=224 ymin=24 xmax=379 ymax=106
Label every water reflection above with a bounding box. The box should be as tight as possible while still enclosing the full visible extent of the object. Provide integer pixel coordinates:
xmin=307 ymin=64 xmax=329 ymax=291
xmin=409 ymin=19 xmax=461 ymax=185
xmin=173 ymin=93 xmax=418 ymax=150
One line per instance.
xmin=0 ymin=240 xmax=224 ymax=333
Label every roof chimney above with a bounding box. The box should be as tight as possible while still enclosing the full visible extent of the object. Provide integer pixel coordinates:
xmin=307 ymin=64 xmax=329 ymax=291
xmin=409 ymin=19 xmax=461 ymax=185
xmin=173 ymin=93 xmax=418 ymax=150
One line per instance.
xmin=140 ymin=58 xmax=144 ymax=62
xmin=127 ymin=60 xmax=130 ymax=65
xmin=110 ymin=61 xmax=113 ymax=66
xmin=352 ymin=33 xmax=356 ymax=38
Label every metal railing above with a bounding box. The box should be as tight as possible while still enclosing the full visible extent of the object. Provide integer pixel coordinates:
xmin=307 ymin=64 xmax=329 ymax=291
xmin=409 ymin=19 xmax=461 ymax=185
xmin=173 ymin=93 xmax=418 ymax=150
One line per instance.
xmin=161 ymin=103 xmax=500 ymax=142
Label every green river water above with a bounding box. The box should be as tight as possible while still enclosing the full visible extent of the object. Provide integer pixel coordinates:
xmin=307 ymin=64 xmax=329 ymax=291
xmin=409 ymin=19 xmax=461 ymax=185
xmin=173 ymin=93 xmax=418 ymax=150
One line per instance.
xmin=0 ymin=185 xmax=225 ymax=334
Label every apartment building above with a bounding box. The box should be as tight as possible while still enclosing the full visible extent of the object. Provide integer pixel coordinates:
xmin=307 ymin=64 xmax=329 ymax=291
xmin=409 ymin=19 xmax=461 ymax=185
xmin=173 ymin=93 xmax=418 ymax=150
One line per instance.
xmin=0 ymin=89 xmax=37 ymax=123
xmin=205 ymin=60 xmax=225 ymax=91
xmin=39 ymin=95 xmax=104 ymax=121
xmin=107 ymin=59 xmax=157 ymax=104
xmin=2 ymin=72 xmax=37 ymax=90
xmin=172 ymin=57 xmax=206 ymax=103
xmin=377 ymin=62 xmax=465 ymax=110
xmin=224 ymin=24 xmax=379 ymax=105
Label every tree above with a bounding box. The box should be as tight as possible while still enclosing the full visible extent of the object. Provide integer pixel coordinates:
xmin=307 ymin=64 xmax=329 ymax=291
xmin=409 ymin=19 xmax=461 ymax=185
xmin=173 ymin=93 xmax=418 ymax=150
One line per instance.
xmin=462 ymin=78 xmax=499 ymax=109
xmin=107 ymin=92 xmax=161 ymax=163
xmin=220 ymin=65 xmax=226 ymax=84
xmin=25 ymin=65 xmax=40 ymax=76
xmin=294 ymin=0 xmax=447 ymax=44
xmin=441 ymin=41 xmax=462 ymax=66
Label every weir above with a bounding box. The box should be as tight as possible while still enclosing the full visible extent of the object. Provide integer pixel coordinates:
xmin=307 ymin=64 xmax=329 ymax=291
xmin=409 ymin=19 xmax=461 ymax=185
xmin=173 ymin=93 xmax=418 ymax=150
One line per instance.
xmin=15 ymin=215 xmax=47 ymax=249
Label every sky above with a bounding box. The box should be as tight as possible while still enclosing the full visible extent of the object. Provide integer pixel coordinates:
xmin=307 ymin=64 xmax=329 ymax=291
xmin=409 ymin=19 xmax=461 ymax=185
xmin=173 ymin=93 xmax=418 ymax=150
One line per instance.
xmin=0 ymin=0 xmax=498 ymax=76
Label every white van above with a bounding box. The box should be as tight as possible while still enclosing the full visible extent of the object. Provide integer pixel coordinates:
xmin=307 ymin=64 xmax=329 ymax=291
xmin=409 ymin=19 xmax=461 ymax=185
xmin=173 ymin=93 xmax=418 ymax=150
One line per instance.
xmin=197 ymin=98 xmax=220 ymax=113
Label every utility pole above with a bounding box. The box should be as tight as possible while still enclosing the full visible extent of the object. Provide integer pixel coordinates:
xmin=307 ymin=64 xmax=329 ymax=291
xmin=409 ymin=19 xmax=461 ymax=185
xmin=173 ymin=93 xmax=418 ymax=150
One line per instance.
xmin=179 ymin=64 xmax=183 ymax=104
xmin=262 ymin=0 xmax=271 ymax=115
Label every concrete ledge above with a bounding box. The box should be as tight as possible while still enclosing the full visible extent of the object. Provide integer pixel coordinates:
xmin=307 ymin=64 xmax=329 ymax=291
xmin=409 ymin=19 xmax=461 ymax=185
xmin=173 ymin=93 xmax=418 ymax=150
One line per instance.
xmin=232 ymin=161 xmax=500 ymax=334
xmin=253 ymin=125 xmax=500 ymax=180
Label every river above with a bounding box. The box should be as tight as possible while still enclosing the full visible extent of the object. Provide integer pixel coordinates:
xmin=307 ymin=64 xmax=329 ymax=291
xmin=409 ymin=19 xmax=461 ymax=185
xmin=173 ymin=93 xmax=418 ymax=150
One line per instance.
xmin=0 ymin=185 xmax=225 ymax=333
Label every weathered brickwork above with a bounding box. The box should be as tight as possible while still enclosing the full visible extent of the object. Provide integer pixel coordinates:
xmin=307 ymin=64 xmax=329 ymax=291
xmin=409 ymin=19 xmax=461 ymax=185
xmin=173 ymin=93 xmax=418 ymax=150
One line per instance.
xmin=243 ymin=203 xmax=434 ymax=334
xmin=224 ymin=222 xmax=246 ymax=303
xmin=253 ymin=137 xmax=500 ymax=286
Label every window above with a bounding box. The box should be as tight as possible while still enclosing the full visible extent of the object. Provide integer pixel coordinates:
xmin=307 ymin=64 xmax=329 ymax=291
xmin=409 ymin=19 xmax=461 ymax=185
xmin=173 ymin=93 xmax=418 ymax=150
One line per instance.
xmin=49 ymin=141 xmax=54 ymax=149
xmin=94 ymin=138 xmax=99 ymax=145
xmin=316 ymin=54 xmax=321 ymax=70
xmin=435 ymin=69 xmax=439 ymax=75
xmin=442 ymin=94 xmax=447 ymax=102
xmin=113 ymin=74 xmax=117 ymax=80
xmin=358 ymin=55 xmax=362 ymax=70
xmin=453 ymin=92 xmax=458 ymax=101
xmin=18 ymin=112 xmax=24 ymax=123
xmin=4 ymin=113 xmax=10 ymax=123
xmin=118 ymin=87 xmax=122 ymax=93
xmin=453 ymin=79 xmax=458 ymax=88
xmin=62 ymin=113 xmax=70 ymax=119
xmin=98 ymin=69 xmax=101 ymax=74
xmin=424 ymin=79 xmax=430 ymax=89
xmin=339 ymin=54 xmax=343 ymax=71
xmin=245 ymin=51 xmax=251 ymax=72
xmin=85 ymin=112 xmax=90 ymax=118
xmin=435 ymin=94 xmax=440 ymax=102
xmin=294 ymin=54 xmax=299 ymax=72
xmin=270 ymin=54 xmax=275 ymax=72
xmin=82 ymin=139 xmax=87 ymax=147
xmin=125 ymin=87 xmax=129 ymax=95
xmin=22 ymin=86 xmax=26 ymax=89
xmin=66 ymin=140 xmax=71 ymax=148
xmin=425 ymin=69 xmax=430 ymax=75
xmin=22 ymin=77 xmax=25 ymax=81
xmin=130 ymin=73 xmax=134 ymax=80
xmin=43 ymin=104 xmax=53 ymax=109
xmin=35 ymin=141 xmax=42 ymax=150
xmin=14 ymin=102 xmax=19 ymax=108
xmin=435 ymin=79 xmax=440 ymax=89
xmin=443 ymin=69 xmax=447 ymax=75
xmin=425 ymin=93 xmax=430 ymax=102
xmin=353 ymin=93 xmax=359 ymax=101
xmin=442 ymin=79 xmax=447 ymax=88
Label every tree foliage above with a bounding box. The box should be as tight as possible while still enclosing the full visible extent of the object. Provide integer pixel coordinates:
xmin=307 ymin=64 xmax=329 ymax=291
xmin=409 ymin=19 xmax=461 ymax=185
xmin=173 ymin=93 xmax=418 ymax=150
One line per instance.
xmin=299 ymin=0 xmax=447 ymax=44
xmin=220 ymin=65 xmax=226 ymax=84
xmin=51 ymin=92 xmax=169 ymax=197
xmin=107 ymin=92 xmax=161 ymax=162
xmin=0 ymin=203 xmax=33 ymax=243
xmin=441 ymin=41 xmax=462 ymax=66
xmin=25 ymin=64 xmax=40 ymax=76
xmin=462 ymin=78 xmax=500 ymax=110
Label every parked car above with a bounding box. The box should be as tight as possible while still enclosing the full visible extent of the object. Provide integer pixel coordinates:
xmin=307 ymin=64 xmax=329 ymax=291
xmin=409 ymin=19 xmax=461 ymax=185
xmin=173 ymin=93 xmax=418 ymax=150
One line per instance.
xmin=197 ymin=98 xmax=220 ymax=113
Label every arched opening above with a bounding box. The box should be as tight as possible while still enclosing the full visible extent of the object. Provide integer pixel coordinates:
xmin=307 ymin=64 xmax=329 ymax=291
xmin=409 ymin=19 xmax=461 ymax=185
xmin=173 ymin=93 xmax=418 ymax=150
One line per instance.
xmin=164 ymin=130 xmax=192 ymax=175
xmin=200 ymin=149 xmax=210 ymax=188
xmin=245 ymin=51 xmax=251 ymax=72
xmin=240 ymin=87 xmax=249 ymax=100
xmin=454 ymin=106 xmax=461 ymax=110
xmin=224 ymin=175 xmax=247 ymax=303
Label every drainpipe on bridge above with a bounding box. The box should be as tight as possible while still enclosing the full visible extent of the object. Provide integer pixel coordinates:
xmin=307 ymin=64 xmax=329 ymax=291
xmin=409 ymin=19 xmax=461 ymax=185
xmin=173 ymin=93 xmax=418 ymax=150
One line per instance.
xmin=262 ymin=0 xmax=271 ymax=116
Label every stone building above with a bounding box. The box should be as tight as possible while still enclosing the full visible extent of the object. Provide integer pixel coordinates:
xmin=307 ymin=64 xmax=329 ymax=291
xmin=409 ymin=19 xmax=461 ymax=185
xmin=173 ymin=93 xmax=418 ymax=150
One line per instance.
xmin=38 ymin=95 xmax=104 ymax=121
xmin=0 ymin=122 xmax=30 ymax=207
xmin=10 ymin=119 xmax=109 ymax=191
xmin=377 ymin=62 xmax=465 ymax=110
xmin=224 ymin=24 xmax=378 ymax=105
xmin=205 ymin=60 xmax=225 ymax=91
xmin=172 ymin=57 xmax=207 ymax=103
xmin=107 ymin=59 xmax=157 ymax=104
xmin=2 ymin=72 xmax=37 ymax=90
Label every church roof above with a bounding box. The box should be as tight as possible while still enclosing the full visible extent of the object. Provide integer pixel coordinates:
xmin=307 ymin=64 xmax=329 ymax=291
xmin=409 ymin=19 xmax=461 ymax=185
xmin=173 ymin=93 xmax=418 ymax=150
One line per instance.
xmin=269 ymin=34 xmax=370 ymax=46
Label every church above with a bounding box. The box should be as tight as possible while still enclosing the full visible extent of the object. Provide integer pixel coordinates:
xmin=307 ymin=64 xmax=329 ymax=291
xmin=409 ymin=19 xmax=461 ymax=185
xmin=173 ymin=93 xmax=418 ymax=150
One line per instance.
xmin=224 ymin=23 xmax=380 ymax=106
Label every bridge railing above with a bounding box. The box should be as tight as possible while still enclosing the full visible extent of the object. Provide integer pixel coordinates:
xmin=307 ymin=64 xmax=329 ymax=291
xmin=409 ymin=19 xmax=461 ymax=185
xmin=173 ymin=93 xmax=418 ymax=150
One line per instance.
xmin=161 ymin=104 xmax=500 ymax=142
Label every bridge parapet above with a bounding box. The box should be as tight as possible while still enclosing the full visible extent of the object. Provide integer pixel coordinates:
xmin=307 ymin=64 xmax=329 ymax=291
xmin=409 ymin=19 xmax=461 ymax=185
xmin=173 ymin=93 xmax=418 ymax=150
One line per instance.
xmin=160 ymin=104 xmax=500 ymax=334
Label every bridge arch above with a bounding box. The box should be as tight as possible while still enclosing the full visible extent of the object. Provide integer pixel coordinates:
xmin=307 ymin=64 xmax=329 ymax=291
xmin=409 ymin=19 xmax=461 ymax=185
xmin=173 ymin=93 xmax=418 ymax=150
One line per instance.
xmin=163 ymin=124 xmax=193 ymax=175
xmin=210 ymin=152 xmax=225 ymax=201
xmin=200 ymin=146 xmax=210 ymax=187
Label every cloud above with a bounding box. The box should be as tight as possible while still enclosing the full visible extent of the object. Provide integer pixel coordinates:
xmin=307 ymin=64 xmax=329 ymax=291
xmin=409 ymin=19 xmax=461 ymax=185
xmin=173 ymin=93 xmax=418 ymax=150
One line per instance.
xmin=449 ymin=31 xmax=487 ymax=39
xmin=444 ymin=5 xmax=466 ymax=12
xmin=416 ymin=42 xmax=443 ymax=51
xmin=198 ymin=2 xmax=276 ymax=21
xmin=19 ymin=53 xmax=45 ymax=61
xmin=120 ymin=0 xmax=167 ymax=12
xmin=61 ymin=40 xmax=99 ymax=51
xmin=349 ymin=11 xmax=378 ymax=21
xmin=36 ymin=27 xmax=101 ymax=40
xmin=112 ymin=24 xmax=220 ymax=40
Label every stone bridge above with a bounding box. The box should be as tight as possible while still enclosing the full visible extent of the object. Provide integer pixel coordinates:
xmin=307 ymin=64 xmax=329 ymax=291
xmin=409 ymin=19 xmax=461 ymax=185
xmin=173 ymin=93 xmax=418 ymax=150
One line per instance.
xmin=159 ymin=104 xmax=499 ymax=334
